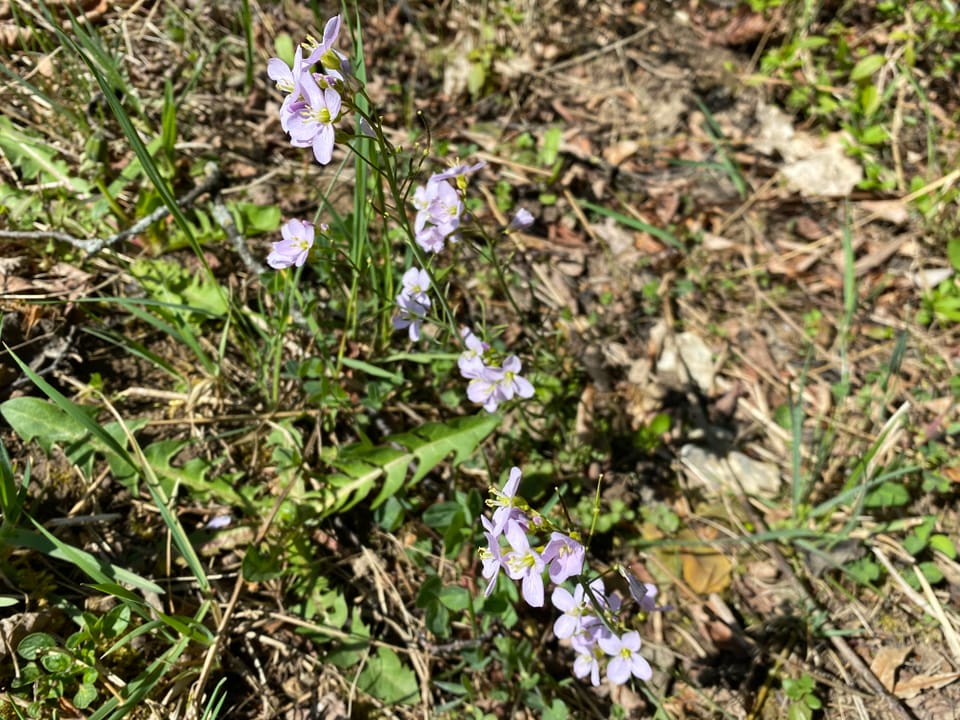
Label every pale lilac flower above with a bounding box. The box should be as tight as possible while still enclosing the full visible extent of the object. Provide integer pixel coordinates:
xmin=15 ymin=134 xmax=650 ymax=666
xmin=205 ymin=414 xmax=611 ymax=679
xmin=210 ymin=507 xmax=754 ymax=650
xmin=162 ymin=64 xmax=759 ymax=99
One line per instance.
xmin=287 ymin=71 xmax=342 ymax=165
xmin=399 ymin=266 xmax=430 ymax=303
xmin=488 ymin=467 xmax=528 ymax=537
xmin=205 ymin=515 xmax=232 ymax=530
xmin=304 ymin=15 xmax=350 ymax=74
xmin=599 ymin=631 xmax=652 ymax=684
xmin=430 ymin=161 xmax=486 ymax=184
xmin=492 ymin=355 xmax=535 ymax=402
xmin=467 ymin=365 xmax=506 ymax=412
xmin=458 ymin=328 xmax=490 ymax=379
xmin=542 ymin=532 xmax=585 ymax=584
xmin=413 ymin=179 xmax=463 ymax=252
xmin=619 ymin=566 xmax=663 ymax=612
xmin=503 ymin=523 xmax=545 ymax=607
xmin=267 ymin=219 xmax=315 ymax=269
xmin=508 ymin=208 xmax=535 ymax=231
xmin=571 ymin=628 xmax=606 ymax=687
xmin=479 ymin=516 xmax=506 ymax=596
xmin=551 ymin=578 xmax=605 ymax=639
xmin=267 ymin=46 xmax=305 ymax=132
xmin=392 ymin=293 xmax=429 ymax=341
xmin=414 ymin=224 xmax=449 ymax=254
xmin=358 ymin=116 xmax=376 ymax=138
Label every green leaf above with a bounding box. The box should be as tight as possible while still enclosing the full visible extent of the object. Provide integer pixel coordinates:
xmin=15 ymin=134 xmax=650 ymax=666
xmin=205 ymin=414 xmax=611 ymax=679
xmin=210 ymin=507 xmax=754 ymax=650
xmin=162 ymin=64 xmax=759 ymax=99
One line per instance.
xmin=8 ymin=526 xmax=164 ymax=596
xmin=903 ymin=516 xmax=935 ymax=555
xmin=0 ymin=116 xmax=91 ymax=193
xmin=41 ymin=649 xmax=73 ymax=674
xmin=233 ymin=201 xmax=281 ymax=235
xmin=74 ymin=683 xmax=99 ymax=709
xmin=850 ymin=54 xmax=885 ymax=82
xmin=947 ymin=238 xmax=960 ymax=272
xmin=357 ymin=647 xmax=418 ymax=705
xmin=313 ymin=413 xmax=500 ymax=517
xmin=438 ymin=586 xmax=470 ymax=612
xmin=859 ymin=123 xmax=887 ymax=145
xmin=0 ymin=595 xmax=19 ymax=608
xmin=18 ymin=633 xmax=57 ymax=661
xmin=422 ymin=501 xmax=463 ymax=530
xmin=274 ymin=32 xmax=295 ymax=67
xmin=930 ymin=534 xmax=957 ymax=559
xmin=416 ymin=575 xmax=450 ymax=637
xmin=919 ymin=560 xmax=944 ymax=584
xmin=0 ymin=397 xmax=90 ymax=453
xmin=859 ymin=84 xmax=881 ymax=118
xmin=864 ymin=481 xmax=910 ymax=508
xmin=539 ymin=127 xmax=562 ymax=167
xmin=242 ymin=544 xmax=284 ymax=582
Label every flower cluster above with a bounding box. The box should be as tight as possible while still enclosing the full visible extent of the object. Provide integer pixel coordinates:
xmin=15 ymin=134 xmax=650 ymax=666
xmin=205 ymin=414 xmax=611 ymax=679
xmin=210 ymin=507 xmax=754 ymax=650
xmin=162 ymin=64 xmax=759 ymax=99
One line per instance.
xmin=268 ymin=15 xmax=349 ymax=165
xmin=458 ymin=329 xmax=534 ymax=412
xmin=392 ymin=267 xmax=431 ymax=341
xmin=412 ymin=162 xmax=485 ymax=253
xmin=479 ymin=467 xmax=660 ymax=686
xmin=266 ymin=17 xmax=536 ymax=411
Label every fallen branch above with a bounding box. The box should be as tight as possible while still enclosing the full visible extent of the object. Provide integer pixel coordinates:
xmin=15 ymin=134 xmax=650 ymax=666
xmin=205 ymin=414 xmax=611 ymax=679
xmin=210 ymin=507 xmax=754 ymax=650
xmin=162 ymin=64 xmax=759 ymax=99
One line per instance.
xmin=0 ymin=164 xmax=224 ymax=258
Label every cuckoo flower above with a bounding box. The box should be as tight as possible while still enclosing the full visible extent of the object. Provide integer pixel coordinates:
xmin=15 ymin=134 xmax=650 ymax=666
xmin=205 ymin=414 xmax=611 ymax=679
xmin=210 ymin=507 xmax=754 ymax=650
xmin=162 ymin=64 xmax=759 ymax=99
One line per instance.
xmin=599 ymin=631 xmax=652 ymax=684
xmin=430 ymin=160 xmax=486 ymax=185
xmin=571 ymin=628 xmax=607 ymax=687
xmin=503 ymin=523 xmax=545 ymax=607
xmin=267 ymin=46 xmax=305 ymax=132
xmin=551 ymin=578 xmax=605 ymax=640
xmin=287 ymin=71 xmax=342 ymax=165
xmin=304 ymin=14 xmax=350 ymax=74
xmin=392 ymin=266 xmax=431 ymax=341
xmin=488 ymin=467 xmax=529 ymax=538
xmin=542 ymin=532 xmax=585 ymax=584
xmin=508 ymin=207 xmax=535 ymax=231
xmin=267 ymin=219 xmax=315 ymax=269
xmin=492 ymin=355 xmax=534 ymax=403
xmin=479 ymin=516 xmax=506 ymax=597
xmin=458 ymin=328 xmax=490 ymax=379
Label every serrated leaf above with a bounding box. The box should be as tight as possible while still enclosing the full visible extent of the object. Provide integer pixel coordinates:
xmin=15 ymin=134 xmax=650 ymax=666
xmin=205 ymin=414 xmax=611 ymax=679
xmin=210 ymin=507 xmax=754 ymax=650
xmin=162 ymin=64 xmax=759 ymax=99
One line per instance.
xmin=1 ymin=397 xmax=90 ymax=453
xmin=314 ymin=413 xmax=500 ymax=516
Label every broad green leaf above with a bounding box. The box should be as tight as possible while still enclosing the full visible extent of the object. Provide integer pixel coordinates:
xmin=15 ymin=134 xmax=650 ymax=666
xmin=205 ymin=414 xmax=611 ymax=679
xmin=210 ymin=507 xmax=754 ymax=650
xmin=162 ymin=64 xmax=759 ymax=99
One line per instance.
xmin=0 ymin=397 xmax=90 ymax=453
xmin=930 ymin=534 xmax=957 ymax=559
xmin=18 ymin=632 xmax=57 ymax=661
xmin=947 ymin=238 xmax=960 ymax=272
xmin=850 ymin=54 xmax=885 ymax=82
xmin=41 ymin=649 xmax=73 ymax=673
xmin=357 ymin=647 xmax=418 ymax=705
xmin=313 ymin=413 xmax=500 ymax=516
xmin=74 ymin=684 xmax=99 ymax=709
xmin=864 ymin=481 xmax=910 ymax=508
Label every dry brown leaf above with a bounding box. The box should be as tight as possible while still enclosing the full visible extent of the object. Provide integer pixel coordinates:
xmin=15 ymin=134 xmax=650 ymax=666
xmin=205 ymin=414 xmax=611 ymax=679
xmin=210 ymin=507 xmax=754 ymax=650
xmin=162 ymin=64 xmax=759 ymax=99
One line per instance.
xmin=894 ymin=671 xmax=960 ymax=699
xmin=603 ymin=139 xmax=639 ymax=166
xmin=681 ymin=548 xmax=732 ymax=595
xmin=870 ymin=646 xmax=912 ymax=691
xmin=860 ymin=198 xmax=910 ymax=225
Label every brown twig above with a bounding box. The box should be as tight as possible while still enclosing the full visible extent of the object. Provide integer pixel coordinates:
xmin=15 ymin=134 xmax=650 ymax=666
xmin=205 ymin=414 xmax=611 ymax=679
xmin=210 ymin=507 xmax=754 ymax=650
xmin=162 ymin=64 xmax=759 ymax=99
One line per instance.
xmin=0 ymin=164 xmax=224 ymax=257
